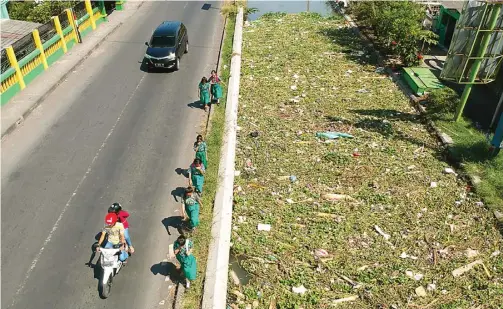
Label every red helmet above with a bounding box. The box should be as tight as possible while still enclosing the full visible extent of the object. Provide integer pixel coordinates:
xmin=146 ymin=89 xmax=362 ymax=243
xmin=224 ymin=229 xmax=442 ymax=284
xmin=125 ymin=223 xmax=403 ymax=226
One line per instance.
xmin=105 ymin=213 xmax=118 ymax=226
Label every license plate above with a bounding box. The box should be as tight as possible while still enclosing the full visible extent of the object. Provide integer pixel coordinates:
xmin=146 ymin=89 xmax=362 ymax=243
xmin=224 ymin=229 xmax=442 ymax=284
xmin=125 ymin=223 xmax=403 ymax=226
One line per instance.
xmin=155 ymin=63 xmax=163 ymax=67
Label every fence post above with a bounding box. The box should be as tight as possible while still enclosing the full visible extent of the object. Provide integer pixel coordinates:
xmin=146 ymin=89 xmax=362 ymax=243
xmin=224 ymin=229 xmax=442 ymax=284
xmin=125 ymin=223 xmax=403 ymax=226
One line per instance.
xmin=65 ymin=8 xmax=80 ymax=44
xmin=84 ymin=0 xmax=96 ymax=30
xmin=6 ymin=46 xmax=26 ymax=90
xmin=116 ymin=1 xmax=125 ymax=11
xmin=52 ymin=16 xmax=67 ymax=53
xmin=32 ymin=29 xmax=49 ymax=70
xmin=98 ymin=0 xmax=107 ymax=21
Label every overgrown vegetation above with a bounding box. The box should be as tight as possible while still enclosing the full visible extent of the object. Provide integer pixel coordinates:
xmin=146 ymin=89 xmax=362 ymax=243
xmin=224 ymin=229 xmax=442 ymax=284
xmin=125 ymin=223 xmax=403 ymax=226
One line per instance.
xmin=229 ymin=13 xmax=502 ymax=309
xmin=426 ymin=88 xmax=503 ymax=212
xmin=426 ymin=87 xmax=459 ymax=114
xmin=181 ymin=13 xmax=236 ymax=309
xmin=8 ymin=1 xmax=79 ymax=24
xmin=221 ymin=0 xmax=257 ymax=20
xmin=346 ymin=1 xmax=437 ymax=66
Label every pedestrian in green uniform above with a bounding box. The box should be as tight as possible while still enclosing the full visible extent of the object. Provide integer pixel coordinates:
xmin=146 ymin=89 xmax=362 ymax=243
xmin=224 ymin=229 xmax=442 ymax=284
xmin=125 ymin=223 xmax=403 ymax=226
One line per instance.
xmin=198 ymin=76 xmax=211 ymax=112
xmin=209 ymin=70 xmax=223 ymax=104
xmin=188 ymin=158 xmax=205 ymax=194
xmin=193 ymin=134 xmax=208 ymax=169
xmin=181 ymin=186 xmax=202 ymax=231
xmin=173 ymin=235 xmax=197 ymax=289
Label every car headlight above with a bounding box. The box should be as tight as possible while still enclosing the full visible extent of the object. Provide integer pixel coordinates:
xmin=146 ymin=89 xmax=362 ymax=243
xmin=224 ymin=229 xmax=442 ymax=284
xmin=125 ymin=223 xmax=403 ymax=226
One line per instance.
xmin=144 ymin=54 xmax=153 ymax=59
xmin=167 ymin=53 xmax=176 ymax=60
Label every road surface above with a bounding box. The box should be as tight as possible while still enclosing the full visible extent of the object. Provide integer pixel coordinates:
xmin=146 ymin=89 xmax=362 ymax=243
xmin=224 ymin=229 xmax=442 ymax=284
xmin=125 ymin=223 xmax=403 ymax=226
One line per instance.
xmin=1 ymin=2 xmax=223 ymax=308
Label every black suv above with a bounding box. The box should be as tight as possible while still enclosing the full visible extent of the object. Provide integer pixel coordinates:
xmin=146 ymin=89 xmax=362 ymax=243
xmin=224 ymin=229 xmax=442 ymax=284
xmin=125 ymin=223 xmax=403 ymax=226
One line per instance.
xmin=144 ymin=21 xmax=188 ymax=71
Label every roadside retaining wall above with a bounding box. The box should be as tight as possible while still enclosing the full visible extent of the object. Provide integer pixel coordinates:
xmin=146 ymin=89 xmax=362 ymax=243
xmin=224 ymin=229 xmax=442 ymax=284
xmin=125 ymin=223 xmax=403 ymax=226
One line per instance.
xmin=201 ymin=7 xmax=243 ymax=309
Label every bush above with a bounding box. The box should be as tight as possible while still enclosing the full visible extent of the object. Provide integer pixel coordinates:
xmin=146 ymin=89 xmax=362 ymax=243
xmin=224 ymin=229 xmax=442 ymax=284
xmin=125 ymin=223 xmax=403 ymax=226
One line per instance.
xmin=220 ymin=1 xmax=257 ymax=19
xmin=8 ymin=1 xmax=79 ymax=24
xmin=349 ymin=1 xmax=438 ymax=66
xmin=427 ymin=87 xmax=459 ymax=114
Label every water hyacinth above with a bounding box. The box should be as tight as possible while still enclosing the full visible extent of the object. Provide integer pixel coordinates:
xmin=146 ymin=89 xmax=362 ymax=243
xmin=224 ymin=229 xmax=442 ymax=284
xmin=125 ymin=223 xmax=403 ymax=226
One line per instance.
xmin=230 ymin=12 xmax=503 ymax=308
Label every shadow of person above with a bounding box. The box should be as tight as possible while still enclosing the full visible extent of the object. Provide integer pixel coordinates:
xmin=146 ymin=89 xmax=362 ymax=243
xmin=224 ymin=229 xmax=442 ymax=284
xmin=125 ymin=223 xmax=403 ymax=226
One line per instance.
xmin=151 ymin=261 xmax=182 ymax=283
xmin=188 ymin=100 xmax=205 ymax=109
xmin=162 ymin=216 xmax=185 ymax=235
xmin=175 ymin=168 xmax=188 ymax=178
xmin=171 ymin=186 xmax=186 ymax=203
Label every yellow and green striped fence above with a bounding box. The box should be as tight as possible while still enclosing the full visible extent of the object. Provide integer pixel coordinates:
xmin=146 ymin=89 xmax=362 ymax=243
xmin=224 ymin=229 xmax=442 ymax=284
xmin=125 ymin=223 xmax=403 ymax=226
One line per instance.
xmin=0 ymin=0 xmax=107 ymax=105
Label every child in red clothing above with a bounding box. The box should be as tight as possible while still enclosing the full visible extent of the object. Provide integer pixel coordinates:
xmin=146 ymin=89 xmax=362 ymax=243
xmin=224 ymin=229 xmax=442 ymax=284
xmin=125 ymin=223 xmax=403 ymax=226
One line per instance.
xmin=108 ymin=202 xmax=135 ymax=254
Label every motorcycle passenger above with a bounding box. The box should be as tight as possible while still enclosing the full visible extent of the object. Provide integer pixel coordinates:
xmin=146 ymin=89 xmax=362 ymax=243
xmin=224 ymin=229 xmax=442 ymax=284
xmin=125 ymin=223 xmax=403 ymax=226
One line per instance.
xmin=108 ymin=202 xmax=134 ymax=254
xmin=96 ymin=213 xmax=129 ymax=263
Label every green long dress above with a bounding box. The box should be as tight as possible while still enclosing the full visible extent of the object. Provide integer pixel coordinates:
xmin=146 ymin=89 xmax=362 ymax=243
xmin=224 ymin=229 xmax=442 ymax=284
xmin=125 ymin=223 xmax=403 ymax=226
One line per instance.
xmin=183 ymin=195 xmax=200 ymax=229
xmin=190 ymin=163 xmax=205 ymax=193
xmin=199 ymin=82 xmax=211 ymax=106
xmin=210 ymin=75 xmax=223 ymax=101
xmin=194 ymin=141 xmax=208 ymax=169
xmin=174 ymin=239 xmax=197 ymax=281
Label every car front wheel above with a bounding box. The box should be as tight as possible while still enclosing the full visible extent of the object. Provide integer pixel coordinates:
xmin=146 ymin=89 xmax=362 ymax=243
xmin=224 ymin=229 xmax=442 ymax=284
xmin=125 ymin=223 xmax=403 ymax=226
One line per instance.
xmin=174 ymin=57 xmax=180 ymax=71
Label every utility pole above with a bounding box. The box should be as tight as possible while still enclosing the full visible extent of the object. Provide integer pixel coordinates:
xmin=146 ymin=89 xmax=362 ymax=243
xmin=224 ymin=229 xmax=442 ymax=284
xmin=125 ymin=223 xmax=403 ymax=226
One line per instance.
xmin=307 ymin=0 xmax=310 ymax=12
xmin=454 ymin=4 xmax=502 ymax=122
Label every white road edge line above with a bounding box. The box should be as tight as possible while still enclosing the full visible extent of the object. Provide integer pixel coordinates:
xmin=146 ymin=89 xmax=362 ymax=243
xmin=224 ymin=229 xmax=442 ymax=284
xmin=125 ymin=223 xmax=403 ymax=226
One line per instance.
xmin=9 ymin=73 xmax=147 ymax=307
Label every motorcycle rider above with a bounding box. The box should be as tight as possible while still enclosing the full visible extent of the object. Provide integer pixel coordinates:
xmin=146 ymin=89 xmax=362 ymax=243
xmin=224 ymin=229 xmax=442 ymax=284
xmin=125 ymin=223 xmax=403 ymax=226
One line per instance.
xmin=96 ymin=213 xmax=129 ymax=263
xmin=108 ymin=202 xmax=135 ymax=254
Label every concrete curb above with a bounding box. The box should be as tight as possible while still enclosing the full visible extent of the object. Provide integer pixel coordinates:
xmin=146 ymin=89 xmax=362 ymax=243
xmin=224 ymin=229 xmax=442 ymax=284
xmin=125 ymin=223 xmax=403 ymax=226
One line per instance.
xmin=1 ymin=1 xmax=144 ymax=139
xmin=339 ymin=10 xmax=502 ymax=220
xmin=201 ymin=7 xmax=243 ymax=309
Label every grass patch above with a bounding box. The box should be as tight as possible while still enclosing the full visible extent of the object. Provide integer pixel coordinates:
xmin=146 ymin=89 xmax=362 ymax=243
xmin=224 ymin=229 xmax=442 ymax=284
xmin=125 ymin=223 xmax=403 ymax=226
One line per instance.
xmin=421 ymin=87 xmax=503 ymax=212
xmin=181 ymin=14 xmax=236 ymax=309
xmin=229 ymin=13 xmax=503 ymax=309
xmin=435 ymin=113 xmax=503 ymax=212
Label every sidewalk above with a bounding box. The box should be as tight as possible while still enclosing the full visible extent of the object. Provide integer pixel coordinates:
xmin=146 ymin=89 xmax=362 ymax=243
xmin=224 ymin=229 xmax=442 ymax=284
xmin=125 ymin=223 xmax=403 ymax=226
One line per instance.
xmin=1 ymin=1 xmax=144 ymax=138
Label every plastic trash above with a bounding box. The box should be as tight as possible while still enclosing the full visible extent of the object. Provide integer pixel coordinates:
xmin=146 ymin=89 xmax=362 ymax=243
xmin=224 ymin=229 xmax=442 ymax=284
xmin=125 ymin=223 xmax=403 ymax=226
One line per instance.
xmin=357 ymin=88 xmax=369 ymax=93
xmin=415 ymin=286 xmax=427 ymax=297
xmin=314 ymin=248 xmax=329 ymax=258
xmin=289 ymin=175 xmax=297 ymax=183
xmin=257 ymin=224 xmax=271 ymax=231
xmin=290 ymin=85 xmax=297 ymax=90
xmin=316 ymin=132 xmax=354 ymax=139
xmin=292 ymin=285 xmax=307 ymax=294
xmin=444 ymin=167 xmax=456 ymax=174
xmin=375 ymin=67 xmax=385 ymax=74
xmin=374 ymin=225 xmax=391 ymax=240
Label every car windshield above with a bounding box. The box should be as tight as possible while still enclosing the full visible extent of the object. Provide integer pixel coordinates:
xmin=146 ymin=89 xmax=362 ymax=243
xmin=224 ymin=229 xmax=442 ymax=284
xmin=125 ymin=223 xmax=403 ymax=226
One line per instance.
xmin=150 ymin=36 xmax=175 ymax=48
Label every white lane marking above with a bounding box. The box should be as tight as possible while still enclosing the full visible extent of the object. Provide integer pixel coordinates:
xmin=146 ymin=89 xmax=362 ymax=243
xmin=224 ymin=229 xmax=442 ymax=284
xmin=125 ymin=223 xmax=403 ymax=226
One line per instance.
xmin=183 ymin=2 xmax=188 ymax=9
xmin=10 ymin=73 xmax=147 ymax=307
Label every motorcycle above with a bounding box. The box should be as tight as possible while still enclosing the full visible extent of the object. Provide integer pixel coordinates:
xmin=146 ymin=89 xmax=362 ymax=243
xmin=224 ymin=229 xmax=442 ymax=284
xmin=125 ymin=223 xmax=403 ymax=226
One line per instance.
xmin=98 ymin=247 xmax=125 ymax=298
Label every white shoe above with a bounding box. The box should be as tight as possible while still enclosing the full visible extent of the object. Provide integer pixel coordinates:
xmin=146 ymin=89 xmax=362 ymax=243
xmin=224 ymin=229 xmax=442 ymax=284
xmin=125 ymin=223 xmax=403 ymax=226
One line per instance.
xmin=186 ymin=281 xmax=190 ymax=289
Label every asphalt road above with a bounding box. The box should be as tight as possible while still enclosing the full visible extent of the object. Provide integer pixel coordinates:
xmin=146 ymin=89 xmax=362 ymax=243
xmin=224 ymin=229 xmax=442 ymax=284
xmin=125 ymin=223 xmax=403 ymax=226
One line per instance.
xmin=1 ymin=2 xmax=223 ymax=308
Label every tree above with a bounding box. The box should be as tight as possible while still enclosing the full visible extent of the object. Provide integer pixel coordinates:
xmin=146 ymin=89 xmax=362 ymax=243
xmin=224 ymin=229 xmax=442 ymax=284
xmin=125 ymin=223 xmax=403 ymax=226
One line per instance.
xmin=349 ymin=1 xmax=438 ymax=66
xmin=8 ymin=1 xmax=79 ymax=24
